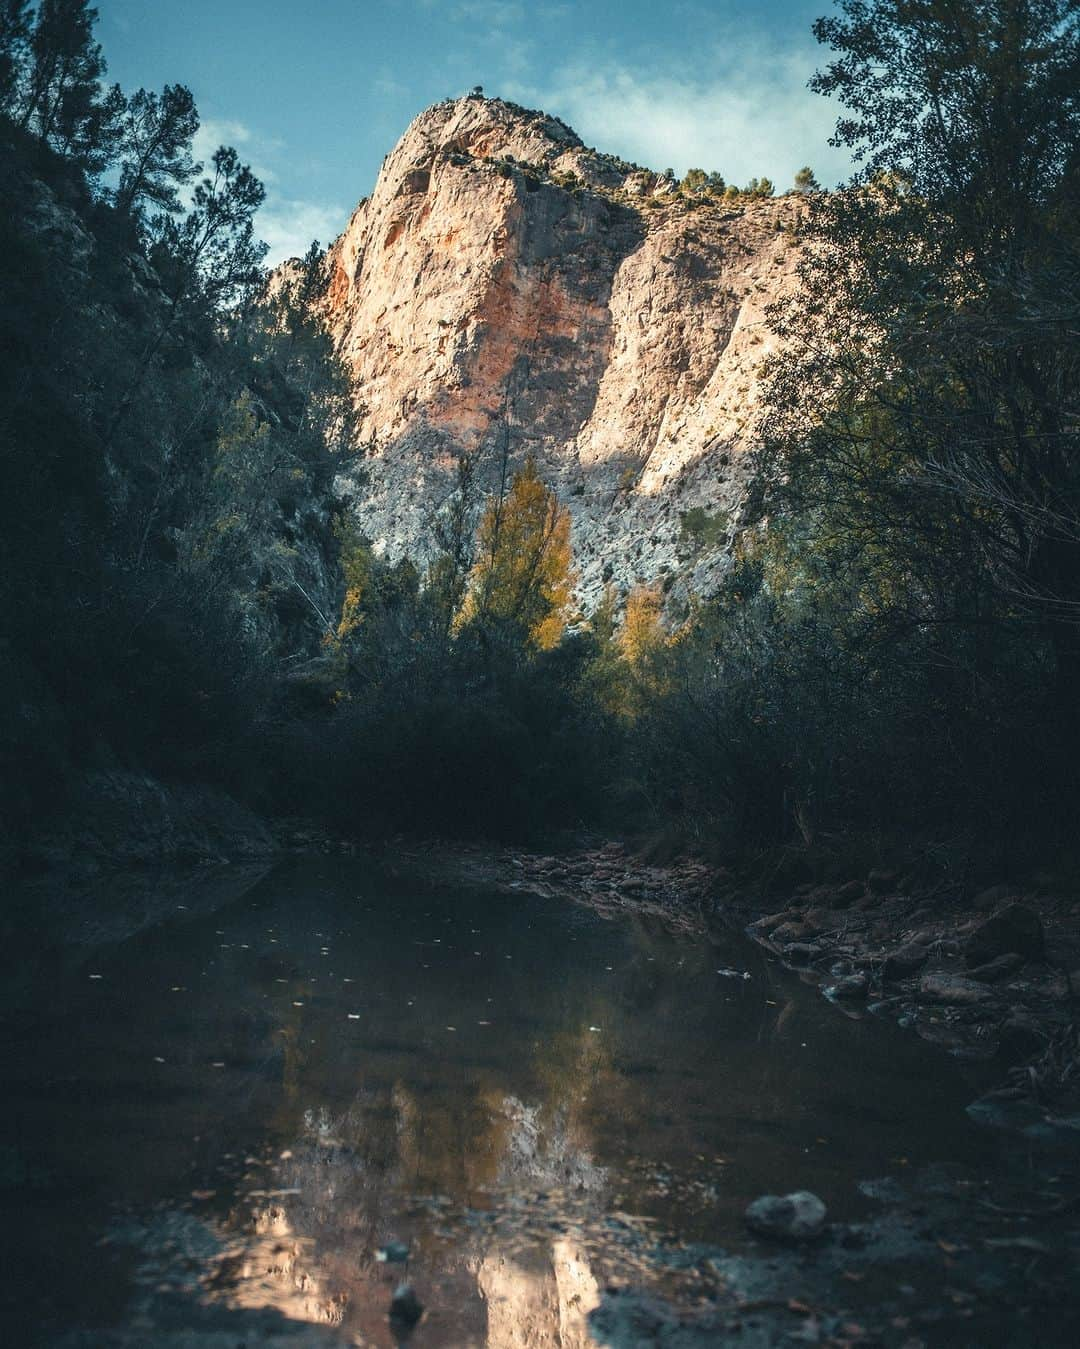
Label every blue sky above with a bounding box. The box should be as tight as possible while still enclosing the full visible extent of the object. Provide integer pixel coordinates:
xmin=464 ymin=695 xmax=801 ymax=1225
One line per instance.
xmin=98 ymin=0 xmax=853 ymax=263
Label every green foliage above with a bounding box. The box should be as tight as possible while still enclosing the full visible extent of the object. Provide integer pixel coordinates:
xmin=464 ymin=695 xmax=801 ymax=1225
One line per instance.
xmin=679 ymin=506 xmax=730 ymax=551
xmin=15 ymin=0 xmax=119 ymax=171
xmin=4 ymin=0 xmax=1078 ymax=875
xmin=0 ymin=3 xmax=351 ymax=852
xmin=679 ymin=168 xmax=726 ymax=198
xmin=793 ymin=165 xmax=819 ymax=192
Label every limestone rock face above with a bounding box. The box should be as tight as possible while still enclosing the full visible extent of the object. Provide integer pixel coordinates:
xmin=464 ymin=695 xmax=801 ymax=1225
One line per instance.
xmin=318 ymin=96 xmax=805 ymax=610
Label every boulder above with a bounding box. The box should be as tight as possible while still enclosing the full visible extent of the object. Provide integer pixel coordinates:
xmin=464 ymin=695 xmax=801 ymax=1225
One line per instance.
xmin=968 ymin=952 xmax=1025 ymax=983
xmin=972 ymin=883 xmax=1014 ymax=911
xmin=389 ymin=1283 xmax=423 ymax=1327
xmin=965 ymin=904 xmax=1043 ymax=967
xmin=827 ymin=880 xmax=865 ymax=908
xmin=747 ymin=910 xmax=797 ymax=936
xmin=919 ymin=972 xmax=994 ymax=1005
xmin=799 ymin=906 xmax=836 ymax=937
xmin=997 ymin=1014 xmax=1045 ymax=1064
xmin=782 ymin=942 xmax=822 ymax=965
xmin=772 ymin=920 xmax=810 ymax=942
xmin=825 ymin=973 xmax=869 ymax=1000
xmin=745 ymin=1190 xmax=827 ymax=1241
xmin=883 ymin=942 xmax=930 ymax=981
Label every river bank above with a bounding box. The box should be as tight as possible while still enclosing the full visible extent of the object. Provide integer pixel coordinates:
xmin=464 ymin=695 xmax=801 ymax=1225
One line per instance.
xmin=359 ymin=834 xmax=1080 ymax=1119
xmin=351 ymin=835 xmax=1080 ymax=1346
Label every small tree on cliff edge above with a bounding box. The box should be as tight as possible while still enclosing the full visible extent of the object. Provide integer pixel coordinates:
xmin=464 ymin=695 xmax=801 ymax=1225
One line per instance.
xmin=461 ymin=455 xmax=575 ymax=650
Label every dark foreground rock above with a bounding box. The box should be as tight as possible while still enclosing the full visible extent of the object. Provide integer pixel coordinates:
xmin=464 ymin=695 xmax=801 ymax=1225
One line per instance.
xmin=745 ymin=1191 xmax=827 ymax=1242
xmin=965 ymin=902 xmax=1044 ymax=966
xmin=388 ymin=1282 xmax=423 ymax=1327
xmin=588 ymin=1160 xmax=1080 ymax=1348
xmin=883 ymin=940 xmax=929 ymax=981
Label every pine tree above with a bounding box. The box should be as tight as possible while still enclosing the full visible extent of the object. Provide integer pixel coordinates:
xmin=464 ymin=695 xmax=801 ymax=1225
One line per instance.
xmin=793 ymin=165 xmax=819 ymax=192
xmin=114 ymin=84 xmax=200 ymax=219
xmin=0 ymin=0 xmax=30 ymax=112
xmin=18 ymin=0 xmax=118 ymax=171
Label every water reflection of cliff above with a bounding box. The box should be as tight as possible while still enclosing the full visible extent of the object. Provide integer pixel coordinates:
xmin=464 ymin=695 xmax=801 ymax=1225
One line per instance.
xmin=197 ymin=1085 xmax=605 ymax=1346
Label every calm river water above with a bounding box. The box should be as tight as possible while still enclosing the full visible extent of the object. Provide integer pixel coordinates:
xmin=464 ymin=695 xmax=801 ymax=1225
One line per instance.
xmin=2 ymin=856 xmax=995 ymax=1346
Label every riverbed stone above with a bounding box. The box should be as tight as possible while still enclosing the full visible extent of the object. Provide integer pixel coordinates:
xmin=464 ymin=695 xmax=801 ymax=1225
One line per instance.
xmin=390 ymin=1283 xmax=423 ymax=1326
xmin=745 ymin=1190 xmax=827 ymax=1241
xmin=782 ymin=941 xmax=822 ymax=965
xmin=747 ymin=909 xmax=795 ymax=935
xmin=997 ymin=1013 xmax=1044 ymax=1063
xmin=919 ymin=972 xmax=994 ymax=1005
xmin=800 ymin=906 xmax=837 ymax=936
xmin=969 ymin=952 xmax=1026 ymax=983
xmin=825 ymin=972 xmax=869 ymax=1000
xmin=965 ymin=904 xmax=1043 ymax=967
xmin=972 ymin=883 xmax=1014 ymax=911
xmin=883 ymin=942 xmax=930 ymax=981
xmin=828 ymin=879 xmax=865 ymax=908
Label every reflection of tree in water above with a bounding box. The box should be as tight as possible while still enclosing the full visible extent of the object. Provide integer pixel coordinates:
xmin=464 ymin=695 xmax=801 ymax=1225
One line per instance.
xmin=196 ymin=1077 xmax=607 ymax=1345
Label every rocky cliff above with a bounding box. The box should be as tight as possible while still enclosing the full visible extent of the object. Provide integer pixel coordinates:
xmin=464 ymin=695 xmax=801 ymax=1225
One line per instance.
xmin=320 ymin=95 xmax=804 ymax=610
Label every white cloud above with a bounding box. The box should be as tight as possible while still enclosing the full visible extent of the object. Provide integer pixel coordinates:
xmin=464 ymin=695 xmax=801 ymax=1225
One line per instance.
xmin=192 ymin=117 xmax=280 ymax=185
xmin=374 ymin=69 xmax=410 ymax=99
xmin=452 ymin=0 xmax=526 ymax=25
xmin=256 ymin=197 xmax=349 ymax=267
xmin=505 ymin=46 xmax=852 ymax=190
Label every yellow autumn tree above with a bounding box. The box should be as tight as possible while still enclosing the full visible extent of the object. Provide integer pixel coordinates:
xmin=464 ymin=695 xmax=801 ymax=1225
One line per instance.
xmin=618 ymin=583 xmax=666 ymax=668
xmin=615 ymin=583 xmax=670 ymax=715
xmin=462 ymin=455 xmax=575 ymax=649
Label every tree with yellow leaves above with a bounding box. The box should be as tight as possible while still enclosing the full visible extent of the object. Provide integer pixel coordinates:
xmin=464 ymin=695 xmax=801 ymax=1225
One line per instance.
xmin=618 ymin=583 xmax=666 ymax=669
xmin=462 ymin=455 xmax=575 ymax=650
